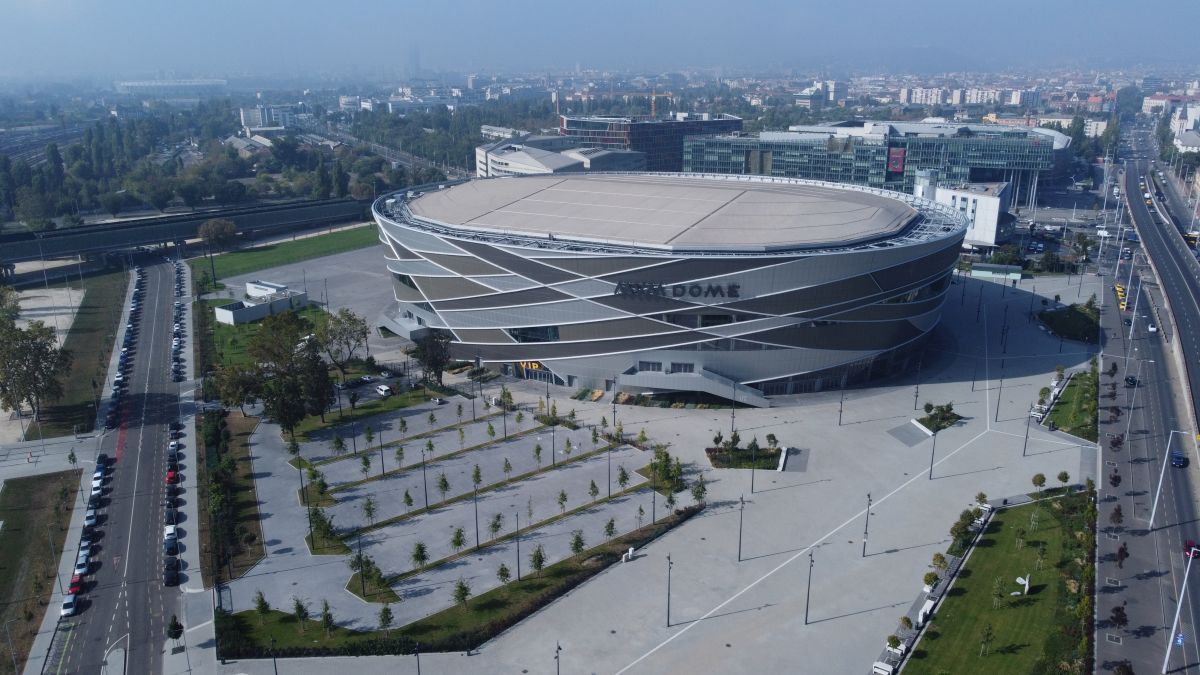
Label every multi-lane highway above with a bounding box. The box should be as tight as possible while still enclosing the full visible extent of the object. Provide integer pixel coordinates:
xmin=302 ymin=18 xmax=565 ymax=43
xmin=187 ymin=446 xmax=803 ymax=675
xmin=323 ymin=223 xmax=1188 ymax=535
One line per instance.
xmin=51 ymin=258 xmax=187 ymax=674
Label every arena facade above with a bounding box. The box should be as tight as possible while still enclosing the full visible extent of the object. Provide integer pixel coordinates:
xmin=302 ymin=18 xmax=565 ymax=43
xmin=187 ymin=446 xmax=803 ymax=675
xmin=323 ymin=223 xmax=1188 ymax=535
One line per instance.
xmin=373 ymin=173 xmax=967 ymax=405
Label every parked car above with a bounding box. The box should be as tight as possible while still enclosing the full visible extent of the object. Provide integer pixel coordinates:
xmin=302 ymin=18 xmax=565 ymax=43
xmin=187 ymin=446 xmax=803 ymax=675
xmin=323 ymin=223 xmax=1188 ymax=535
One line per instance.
xmin=84 ymin=508 xmax=97 ymax=527
xmin=73 ymin=554 xmax=89 ymax=576
xmin=165 ymin=470 xmax=178 ymax=485
xmin=60 ymin=594 xmax=78 ymax=617
xmin=375 ymin=384 xmax=392 ymax=397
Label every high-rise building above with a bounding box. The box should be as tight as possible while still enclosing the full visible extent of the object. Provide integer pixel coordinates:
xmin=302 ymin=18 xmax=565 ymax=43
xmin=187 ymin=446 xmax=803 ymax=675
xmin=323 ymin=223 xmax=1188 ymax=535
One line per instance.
xmin=239 ymin=105 xmax=295 ymax=130
xmin=558 ymin=113 xmax=742 ymax=172
xmin=825 ymin=80 xmax=847 ymax=104
xmin=466 ymin=74 xmax=478 ymax=90
xmin=1141 ymin=76 xmax=1164 ymax=95
xmin=899 ymin=87 xmax=946 ymax=106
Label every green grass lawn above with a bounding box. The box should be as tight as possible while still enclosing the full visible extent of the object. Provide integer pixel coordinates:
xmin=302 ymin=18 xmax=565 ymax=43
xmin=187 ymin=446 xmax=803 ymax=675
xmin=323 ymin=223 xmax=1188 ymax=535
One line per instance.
xmin=906 ymin=496 xmax=1092 ymax=674
xmin=293 ymin=388 xmax=430 ymax=439
xmin=27 ymin=268 xmax=127 ymax=439
xmin=193 ymin=225 xmax=379 ymax=282
xmin=204 ymin=299 xmax=327 ymax=369
xmin=1039 ymin=303 xmax=1099 ymax=343
xmin=0 ymin=470 xmax=79 ymax=675
xmin=705 ymin=446 xmax=780 ymax=469
xmin=1047 ymin=369 xmax=1099 ymax=442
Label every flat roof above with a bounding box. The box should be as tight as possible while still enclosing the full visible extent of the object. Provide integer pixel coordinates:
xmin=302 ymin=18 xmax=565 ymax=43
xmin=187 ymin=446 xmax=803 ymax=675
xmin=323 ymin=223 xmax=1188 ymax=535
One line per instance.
xmin=406 ymin=174 xmax=919 ymax=251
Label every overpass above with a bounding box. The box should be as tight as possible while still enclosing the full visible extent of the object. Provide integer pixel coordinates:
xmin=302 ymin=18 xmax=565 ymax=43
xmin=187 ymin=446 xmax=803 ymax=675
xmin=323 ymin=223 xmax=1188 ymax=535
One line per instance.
xmin=0 ymin=198 xmax=368 ymax=263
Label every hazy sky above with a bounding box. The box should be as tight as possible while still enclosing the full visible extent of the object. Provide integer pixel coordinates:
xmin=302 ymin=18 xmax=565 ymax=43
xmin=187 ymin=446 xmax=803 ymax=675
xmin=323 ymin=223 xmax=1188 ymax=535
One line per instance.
xmin=0 ymin=0 xmax=1195 ymax=81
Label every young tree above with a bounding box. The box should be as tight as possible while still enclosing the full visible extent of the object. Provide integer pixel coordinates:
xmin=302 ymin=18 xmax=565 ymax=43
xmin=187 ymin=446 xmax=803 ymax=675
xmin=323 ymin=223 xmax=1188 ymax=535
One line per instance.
xmin=403 ymin=489 xmax=414 ymax=512
xmin=765 ymin=433 xmax=779 ymax=451
xmin=497 ymin=563 xmax=511 ymax=585
xmin=458 ymin=427 xmax=465 ymax=451
xmin=665 ymin=491 xmax=677 ymax=512
xmin=67 ymin=449 xmax=77 ymax=468
xmin=472 ymin=464 xmax=483 ymax=491
xmin=456 ymin=402 xmax=463 ymax=424
xmin=637 ymin=429 xmax=648 ymax=446
xmin=1032 ymin=473 xmax=1046 ymax=498
xmin=975 ymin=491 xmax=988 ymax=506
xmin=253 ymin=589 xmax=271 ymax=625
xmin=486 ymin=422 xmax=496 ymax=442
xmin=515 ymin=411 xmax=525 ymax=430
xmin=570 ymin=529 xmax=586 ymax=555
xmin=427 ymin=411 xmax=437 ymax=427
xmin=1109 ymin=471 xmax=1122 ymax=489
xmin=558 ymin=489 xmax=568 ymax=514
xmin=1110 ymin=504 xmax=1124 ymax=528
xmin=378 ymin=603 xmax=394 ymax=636
xmin=394 ymin=444 xmax=405 ymax=468
xmin=618 ymin=465 xmax=630 ymax=490
xmin=410 ymin=541 xmax=428 ymax=569
xmin=1057 ymin=470 xmax=1070 ymax=491
xmin=320 ymin=599 xmax=334 ymax=638
xmin=533 ymin=443 xmax=543 ymax=467
xmin=451 ymin=527 xmax=466 ymax=553
xmin=398 ymin=417 xmax=408 ymax=436
xmin=530 ymin=544 xmax=546 ymax=576
xmin=360 ymin=453 xmax=370 ymax=479
xmin=923 ymin=571 xmax=939 ymax=589
xmin=424 ymin=438 xmax=435 ymax=459
xmin=348 ymin=391 xmax=360 ymax=411
xmin=364 ymin=426 xmax=375 ymax=450
xmin=502 ymin=457 xmax=513 ymax=481
xmin=437 ymin=473 xmax=451 ymax=502
xmin=1014 ymin=526 xmax=1027 ymax=550
xmin=1110 ymin=605 xmax=1128 ymax=628
xmin=167 ymin=614 xmax=184 ymax=645
xmin=979 ymin=622 xmax=994 ymax=656
xmin=899 ymin=616 xmax=913 ymax=631
xmin=690 ymin=474 xmax=708 ymax=506
xmin=887 ymin=635 xmax=901 ymax=650
xmin=1116 ymin=542 xmax=1130 ymax=569
xmin=637 ymin=505 xmax=645 ymax=528
xmin=564 ymin=438 xmax=573 ymax=456
xmin=604 ymin=518 xmax=616 ymax=539
xmin=292 ymin=596 xmax=309 ymax=633
xmin=453 ymin=577 xmax=472 ymax=608
xmin=489 ymin=512 xmax=504 ymax=540
xmin=362 ymin=495 xmax=376 ymax=526
xmin=589 ymin=479 xmax=600 ymax=502
xmin=931 ymin=553 xmax=948 ymax=573
xmin=592 ymin=426 xmax=600 ymax=449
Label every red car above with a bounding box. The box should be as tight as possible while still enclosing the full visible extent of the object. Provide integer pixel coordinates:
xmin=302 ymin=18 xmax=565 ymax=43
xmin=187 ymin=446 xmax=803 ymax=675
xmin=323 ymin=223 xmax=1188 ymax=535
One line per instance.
xmin=1186 ymin=540 xmax=1199 ymax=558
xmin=165 ymin=470 xmax=178 ymax=485
xmin=68 ymin=574 xmax=84 ymax=595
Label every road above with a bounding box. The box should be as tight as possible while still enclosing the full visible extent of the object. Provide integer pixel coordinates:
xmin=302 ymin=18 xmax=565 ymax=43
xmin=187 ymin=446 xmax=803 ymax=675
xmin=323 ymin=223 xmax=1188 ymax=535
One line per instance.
xmin=52 ymin=258 xmax=183 ymax=674
xmin=1093 ymin=119 xmax=1200 ymax=673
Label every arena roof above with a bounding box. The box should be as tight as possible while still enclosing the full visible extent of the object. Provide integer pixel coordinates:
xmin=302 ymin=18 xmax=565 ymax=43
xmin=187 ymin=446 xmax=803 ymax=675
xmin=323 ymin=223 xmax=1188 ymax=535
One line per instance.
xmin=405 ymin=174 xmax=919 ymax=251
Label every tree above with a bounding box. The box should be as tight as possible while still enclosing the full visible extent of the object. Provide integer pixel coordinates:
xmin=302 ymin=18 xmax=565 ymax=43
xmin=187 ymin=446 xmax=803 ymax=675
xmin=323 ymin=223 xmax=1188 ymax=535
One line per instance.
xmin=515 ymin=411 xmax=525 ymax=430
xmin=437 ymin=473 xmax=450 ymax=502
xmin=403 ymin=489 xmax=413 ymax=512
xmin=393 ymin=444 xmax=405 ymax=468
xmin=1110 ymin=504 xmax=1124 ymax=528
xmin=502 ymin=457 xmax=512 ymax=480
xmin=216 ymin=364 xmax=258 ymax=416
xmin=314 ymin=308 xmax=369 ymax=381
xmin=558 ymin=489 xmax=568 ymax=514
xmin=410 ymin=541 xmax=428 ymax=569
xmin=604 ymin=518 xmax=616 ymax=539
xmin=167 ymin=614 xmax=184 ymax=644
xmin=1116 ymin=542 xmax=1129 ymax=569
xmin=99 ymin=192 xmax=124 ymax=218
xmin=348 ymin=391 xmax=360 ymax=411
xmin=979 ymin=622 xmax=994 ymax=656
xmin=147 ymin=183 xmax=174 ymax=212
xmin=253 ymin=590 xmax=270 ymax=625
xmin=564 ymin=438 xmax=573 ymax=456
xmin=378 ymin=603 xmax=394 ymax=635
xmin=1057 ymin=470 xmax=1070 ymax=491
xmin=665 ymin=491 xmax=677 ymax=512
xmin=618 ymin=465 xmax=630 ymax=490
xmin=530 ymin=544 xmax=546 ymax=576
xmin=533 ymin=443 xmax=543 ymax=467
xmin=424 ymin=438 xmax=435 ymax=459
xmin=637 ymin=505 xmax=645 ymax=528
xmin=177 ymin=179 xmax=205 ymax=209
xmin=365 ymin=426 xmax=375 ymax=450
xmin=570 ymin=529 xmax=585 ymax=555
xmin=589 ymin=479 xmax=600 ymax=502
xmin=923 ymin=571 xmax=939 ymax=588
xmin=399 ymin=417 xmax=408 ymax=435
xmin=414 ymin=331 xmax=453 ymax=385
xmin=1014 ymin=527 xmax=1026 ymax=550
xmin=690 ymin=474 xmax=708 ymax=506
xmin=975 ymin=491 xmax=988 ymax=506
xmin=292 ymin=596 xmax=309 ymax=633
xmin=637 ymin=429 xmax=648 ymax=446
xmin=486 ymin=421 xmax=495 ymax=441
xmin=899 ymin=616 xmax=913 ymax=631
xmin=458 ymin=427 xmax=465 ymax=451
xmin=213 ymin=180 xmax=247 ymax=205
xmin=360 ymin=453 xmax=370 ymax=479
xmin=1110 ymin=604 xmax=1128 ymax=628
xmin=931 ymin=553 xmax=948 ymax=573
xmin=453 ymin=577 xmax=472 ymax=608
xmin=1109 ymin=471 xmax=1122 ymax=489
xmin=362 ymin=495 xmax=376 ymax=526
xmin=199 ymin=217 xmax=237 ymax=251
xmin=0 ymin=320 xmax=71 ymax=424
xmin=712 ymin=431 xmax=723 ymax=448
xmin=332 ymin=434 xmax=346 ymax=456
xmin=451 ymin=526 xmax=466 ymax=553
xmin=765 ymin=433 xmax=778 ymax=450
xmin=489 ymin=512 xmax=504 ymax=539
xmin=887 ymin=635 xmax=901 ymax=650
xmin=497 ymin=563 xmax=511 ymax=585
xmin=67 ymin=449 xmax=77 ymax=468
xmin=428 ymin=412 xmax=437 ymax=427
xmin=1032 ymin=473 xmax=1046 ymax=498
xmin=320 ymin=599 xmax=334 ymax=638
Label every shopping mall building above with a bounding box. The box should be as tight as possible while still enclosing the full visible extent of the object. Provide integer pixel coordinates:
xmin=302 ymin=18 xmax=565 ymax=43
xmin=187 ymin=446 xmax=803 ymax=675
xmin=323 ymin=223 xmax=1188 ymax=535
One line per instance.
xmin=374 ymin=173 xmax=967 ymax=405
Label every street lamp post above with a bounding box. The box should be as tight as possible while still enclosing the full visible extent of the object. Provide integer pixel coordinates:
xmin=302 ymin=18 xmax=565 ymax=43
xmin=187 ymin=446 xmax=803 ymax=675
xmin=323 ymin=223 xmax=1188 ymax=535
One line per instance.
xmin=666 ymin=553 xmax=673 ymax=627
xmin=269 ymin=637 xmax=279 ymax=675
xmin=1163 ymin=545 xmax=1200 ymax=674
xmin=551 ymin=424 xmax=556 ymax=466
xmin=862 ymin=493 xmax=872 ymax=558
xmin=737 ymin=495 xmax=745 ymax=561
xmin=1022 ymin=403 xmax=1032 ymax=457
xmin=473 ymin=488 xmax=480 ymax=550
xmin=515 ymin=511 xmax=521 ymax=580
xmin=555 ymin=641 xmax=562 ymax=675
xmin=928 ymin=431 xmax=938 ymax=480
xmin=606 ymin=436 xmax=612 ymax=497
xmin=420 ymin=449 xmax=430 ymax=509
xmin=805 ymin=550 xmax=814 ymax=625
xmin=1150 ymin=430 xmax=1190 ymax=529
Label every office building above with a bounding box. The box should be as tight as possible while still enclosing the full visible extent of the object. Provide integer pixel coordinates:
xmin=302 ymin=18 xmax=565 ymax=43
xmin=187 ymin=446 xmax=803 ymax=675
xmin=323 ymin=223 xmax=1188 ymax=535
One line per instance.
xmin=683 ymin=120 xmax=1069 ymax=201
xmin=372 ymin=173 xmax=966 ymax=401
xmin=914 ymin=171 xmax=1013 ymax=248
xmin=899 ymin=88 xmax=946 ymax=106
xmin=558 ymin=113 xmax=742 ymax=172
xmin=239 ymin=105 xmax=295 ymax=131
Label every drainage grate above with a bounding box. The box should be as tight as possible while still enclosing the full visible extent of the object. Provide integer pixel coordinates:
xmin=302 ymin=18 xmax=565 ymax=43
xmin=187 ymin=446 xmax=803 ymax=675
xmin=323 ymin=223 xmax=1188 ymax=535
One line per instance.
xmin=1105 ymin=460 xmax=1118 ymax=467
xmin=1106 ymin=578 xmax=1122 ymax=586
xmin=1107 ymin=533 xmax=1120 ymax=540
xmin=1107 ymin=634 xmax=1123 ymax=645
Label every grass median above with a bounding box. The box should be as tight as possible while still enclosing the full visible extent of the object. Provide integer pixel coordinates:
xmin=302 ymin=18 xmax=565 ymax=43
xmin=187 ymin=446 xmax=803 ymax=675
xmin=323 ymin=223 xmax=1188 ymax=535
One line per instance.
xmin=1047 ymin=366 xmax=1099 ymax=442
xmin=0 ymin=470 xmax=80 ymax=675
xmin=1038 ymin=302 xmax=1099 ymax=343
xmin=192 ymin=224 xmax=378 ymax=282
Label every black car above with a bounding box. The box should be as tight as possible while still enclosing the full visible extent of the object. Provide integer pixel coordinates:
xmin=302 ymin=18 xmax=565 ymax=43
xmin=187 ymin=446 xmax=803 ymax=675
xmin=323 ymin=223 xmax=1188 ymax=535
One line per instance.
xmin=163 ymin=568 xmax=179 ymax=586
xmin=163 ymin=539 xmax=179 ymax=556
xmin=165 ymin=509 xmax=178 ymax=525
xmin=96 ymin=453 xmax=109 ymax=466
xmin=1124 ymin=375 xmax=1138 ymax=387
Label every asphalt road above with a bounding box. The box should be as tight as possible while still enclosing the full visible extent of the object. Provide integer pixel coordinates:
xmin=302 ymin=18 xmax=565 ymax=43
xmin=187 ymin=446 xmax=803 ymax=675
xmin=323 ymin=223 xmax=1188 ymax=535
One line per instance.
xmin=55 ymin=259 xmax=183 ymax=674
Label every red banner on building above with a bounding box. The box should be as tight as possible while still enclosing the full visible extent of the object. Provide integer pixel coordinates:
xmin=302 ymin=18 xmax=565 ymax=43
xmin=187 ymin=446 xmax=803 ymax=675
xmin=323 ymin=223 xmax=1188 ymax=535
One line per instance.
xmin=887 ymin=148 xmax=906 ymax=173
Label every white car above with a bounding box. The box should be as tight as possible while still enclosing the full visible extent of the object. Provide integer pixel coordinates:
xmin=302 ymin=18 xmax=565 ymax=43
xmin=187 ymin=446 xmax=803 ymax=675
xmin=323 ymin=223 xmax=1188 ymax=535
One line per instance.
xmin=60 ymin=594 xmax=77 ymax=617
xmin=168 ymin=441 xmax=179 ymax=452
xmin=163 ymin=525 xmax=177 ymax=542
xmin=73 ymin=554 xmax=89 ymax=576
xmin=1148 ymin=323 xmax=1158 ymax=333
xmin=84 ymin=509 xmax=97 ymax=527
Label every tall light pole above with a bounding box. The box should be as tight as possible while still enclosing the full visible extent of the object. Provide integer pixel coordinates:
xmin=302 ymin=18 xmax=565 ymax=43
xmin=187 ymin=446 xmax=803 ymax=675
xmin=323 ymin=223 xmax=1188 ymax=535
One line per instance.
xmin=737 ymin=495 xmax=745 ymax=562
xmin=1163 ymin=545 xmax=1200 ymax=674
xmin=1022 ymin=403 xmax=1032 ymax=457
xmin=862 ymin=493 xmax=872 ymax=558
xmin=514 ymin=511 xmax=521 ymax=581
xmin=666 ymin=553 xmax=673 ymax=627
xmin=1124 ymin=278 xmax=1143 ymax=371
xmin=420 ymin=448 xmax=430 ymax=509
xmin=555 ymin=641 xmax=562 ymax=675
xmin=804 ymin=550 xmax=814 ymax=625
xmin=928 ymin=431 xmax=938 ymax=480
xmin=1150 ymin=430 xmax=1190 ymax=529
xmin=606 ymin=434 xmax=612 ymax=497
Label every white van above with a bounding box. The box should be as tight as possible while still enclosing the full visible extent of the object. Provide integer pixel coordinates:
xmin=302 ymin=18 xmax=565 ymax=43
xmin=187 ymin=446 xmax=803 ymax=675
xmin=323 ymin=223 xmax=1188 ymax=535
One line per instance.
xmin=375 ymin=384 xmax=392 ymax=397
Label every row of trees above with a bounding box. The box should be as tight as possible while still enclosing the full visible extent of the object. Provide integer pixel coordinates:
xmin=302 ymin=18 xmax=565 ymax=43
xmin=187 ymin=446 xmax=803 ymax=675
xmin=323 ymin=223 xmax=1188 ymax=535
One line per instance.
xmin=0 ymin=284 xmax=71 ymax=428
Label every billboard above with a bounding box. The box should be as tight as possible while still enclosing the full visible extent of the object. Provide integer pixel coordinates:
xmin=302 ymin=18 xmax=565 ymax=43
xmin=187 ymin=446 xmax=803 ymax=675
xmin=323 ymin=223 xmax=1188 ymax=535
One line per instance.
xmin=887 ymin=148 xmax=906 ymax=173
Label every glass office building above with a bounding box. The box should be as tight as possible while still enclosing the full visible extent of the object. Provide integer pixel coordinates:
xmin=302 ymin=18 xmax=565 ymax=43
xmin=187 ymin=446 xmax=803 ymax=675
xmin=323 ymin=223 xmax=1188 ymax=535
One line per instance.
xmin=559 ymin=114 xmax=742 ymax=172
xmin=683 ymin=121 xmax=1069 ymax=195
